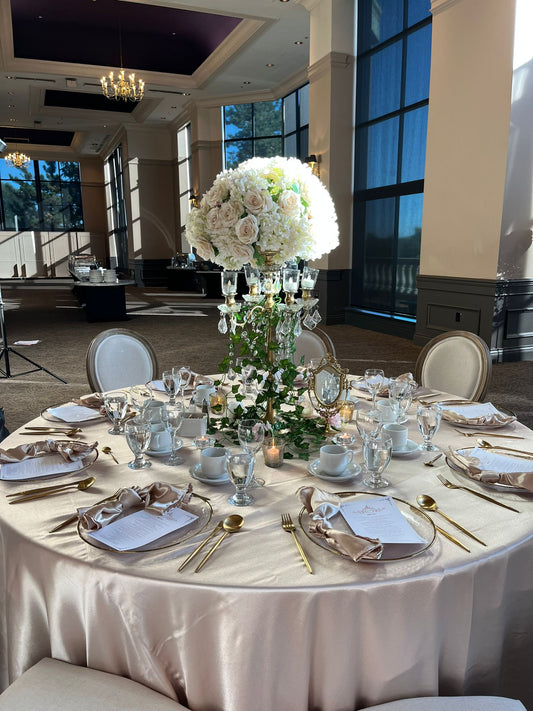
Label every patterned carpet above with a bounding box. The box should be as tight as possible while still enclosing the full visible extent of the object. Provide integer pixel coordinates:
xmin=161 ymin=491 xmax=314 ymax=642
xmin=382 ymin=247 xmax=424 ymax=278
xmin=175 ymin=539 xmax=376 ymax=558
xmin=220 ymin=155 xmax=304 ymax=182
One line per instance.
xmin=1 ymin=281 xmax=532 ymax=433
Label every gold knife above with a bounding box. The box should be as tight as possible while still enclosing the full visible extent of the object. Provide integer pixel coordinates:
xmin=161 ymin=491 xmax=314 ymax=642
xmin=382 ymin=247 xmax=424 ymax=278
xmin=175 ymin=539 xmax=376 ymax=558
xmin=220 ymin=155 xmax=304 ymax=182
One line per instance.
xmin=435 ymin=525 xmax=470 ymax=552
xmin=178 ymin=521 xmax=224 ymax=572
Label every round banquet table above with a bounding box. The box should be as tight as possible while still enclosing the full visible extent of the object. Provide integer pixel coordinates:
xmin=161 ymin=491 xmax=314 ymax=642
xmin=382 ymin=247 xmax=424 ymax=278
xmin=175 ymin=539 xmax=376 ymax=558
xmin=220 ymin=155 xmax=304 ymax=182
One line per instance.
xmin=0 ymin=390 xmax=532 ymax=711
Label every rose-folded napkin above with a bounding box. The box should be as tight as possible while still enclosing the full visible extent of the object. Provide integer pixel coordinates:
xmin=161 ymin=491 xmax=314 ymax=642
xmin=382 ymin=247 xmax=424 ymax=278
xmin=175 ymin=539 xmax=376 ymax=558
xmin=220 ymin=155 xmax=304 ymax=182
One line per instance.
xmin=298 ymin=486 xmax=383 ymax=562
xmin=446 ymin=447 xmax=533 ymax=492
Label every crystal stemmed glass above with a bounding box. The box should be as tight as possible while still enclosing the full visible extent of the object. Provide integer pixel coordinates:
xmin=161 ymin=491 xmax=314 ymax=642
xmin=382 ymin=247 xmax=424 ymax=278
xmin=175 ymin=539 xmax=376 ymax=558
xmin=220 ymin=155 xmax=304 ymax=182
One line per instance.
xmin=128 ymin=382 xmax=154 ymax=422
xmin=173 ymin=365 xmax=192 ymax=404
xmin=124 ymin=418 xmax=152 ymax=470
xmin=354 ymin=410 xmax=383 ymax=442
xmin=417 ymin=403 xmax=442 ymax=451
xmin=363 ymin=433 xmax=393 ymax=489
xmin=398 ymin=379 xmax=418 ymax=420
xmin=364 ymin=368 xmax=385 ymax=418
xmin=162 ymin=402 xmax=184 ymax=465
xmin=388 ymin=377 xmax=409 ymax=421
xmin=104 ymin=391 xmax=128 ymax=435
xmin=237 ymin=419 xmax=265 ymax=487
xmin=227 ymin=451 xmax=255 ymax=506
xmin=162 ymin=370 xmax=178 ymax=405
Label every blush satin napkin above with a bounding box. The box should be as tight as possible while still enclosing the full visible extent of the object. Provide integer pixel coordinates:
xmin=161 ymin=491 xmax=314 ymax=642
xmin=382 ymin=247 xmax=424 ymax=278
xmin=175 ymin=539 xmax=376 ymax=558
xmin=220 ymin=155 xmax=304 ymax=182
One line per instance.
xmin=298 ymin=486 xmax=383 ymax=562
xmin=80 ymin=482 xmax=193 ymax=531
xmin=441 ymin=402 xmax=516 ymax=427
xmin=0 ymin=440 xmax=98 ymax=464
xmin=446 ymin=447 xmax=533 ymax=492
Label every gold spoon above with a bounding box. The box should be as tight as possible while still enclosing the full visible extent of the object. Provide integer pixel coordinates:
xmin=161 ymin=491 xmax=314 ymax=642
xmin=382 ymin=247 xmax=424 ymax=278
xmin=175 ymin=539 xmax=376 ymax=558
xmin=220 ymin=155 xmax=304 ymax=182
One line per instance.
xmin=476 ymin=439 xmax=533 ymax=458
xmin=195 ymin=514 xmax=244 ymax=572
xmin=416 ymin=494 xmax=486 ymax=546
xmin=102 ymin=446 xmax=119 ymax=464
xmin=178 ymin=519 xmax=225 ymax=572
xmin=8 ymin=476 xmax=96 ymax=503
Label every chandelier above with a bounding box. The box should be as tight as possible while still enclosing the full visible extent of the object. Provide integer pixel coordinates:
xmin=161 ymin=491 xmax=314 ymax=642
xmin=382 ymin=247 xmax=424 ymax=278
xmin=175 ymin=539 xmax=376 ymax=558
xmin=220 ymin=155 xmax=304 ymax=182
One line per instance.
xmin=101 ymin=68 xmax=144 ymax=102
xmin=5 ymin=150 xmax=31 ymax=169
xmin=100 ymin=21 xmax=144 ymax=102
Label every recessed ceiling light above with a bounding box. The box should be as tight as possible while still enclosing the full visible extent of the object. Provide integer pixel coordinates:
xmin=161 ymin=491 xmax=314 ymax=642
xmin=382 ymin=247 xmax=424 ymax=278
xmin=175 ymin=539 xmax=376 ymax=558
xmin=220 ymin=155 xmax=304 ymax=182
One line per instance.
xmin=243 ymin=81 xmax=251 ymax=85
xmin=266 ymin=63 xmax=274 ymax=67
xmin=280 ymin=0 xmax=290 ymax=3
xmin=294 ymin=41 xmax=303 ymax=45
xmin=8 ymin=104 xmax=14 ymax=108
xmin=184 ymin=92 xmax=191 ymax=96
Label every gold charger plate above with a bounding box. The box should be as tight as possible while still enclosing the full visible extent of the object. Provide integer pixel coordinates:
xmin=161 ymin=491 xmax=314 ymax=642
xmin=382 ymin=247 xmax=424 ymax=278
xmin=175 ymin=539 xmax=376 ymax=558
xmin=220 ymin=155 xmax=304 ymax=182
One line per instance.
xmin=441 ymin=404 xmax=516 ymax=429
xmin=78 ymin=490 xmax=213 ymax=553
xmin=446 ymin=447 xmax=531 ymax=493
xmin=298 ymin=491 xmax=436 ymax=563
xmin=0 ymin=440 xmax=99 ymax=483
xmin=41 ymin=401 xmax=105 ymax=425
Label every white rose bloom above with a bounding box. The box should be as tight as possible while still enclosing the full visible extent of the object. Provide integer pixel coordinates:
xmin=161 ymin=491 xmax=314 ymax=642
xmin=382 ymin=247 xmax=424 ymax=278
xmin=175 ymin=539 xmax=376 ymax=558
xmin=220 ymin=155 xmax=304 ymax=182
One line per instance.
xmin=278 ymin=189 xmax=302 ymax=217
xmin=193 ymin=236 xmax=215 ymax=262
xmin=218 ymin=200 xmax=242 ymax=228
xmin=206 ymin=182 xmax=228 ymax=208
xmin=235 ymin=214 xmax=259 ymax=244
xmin=243 ymin=189 xmax=273 ymax=215
xmin=206 ymin=207 xmax=222 ymax=233
xmin=231 ymin=241 xmax=255 ymax=264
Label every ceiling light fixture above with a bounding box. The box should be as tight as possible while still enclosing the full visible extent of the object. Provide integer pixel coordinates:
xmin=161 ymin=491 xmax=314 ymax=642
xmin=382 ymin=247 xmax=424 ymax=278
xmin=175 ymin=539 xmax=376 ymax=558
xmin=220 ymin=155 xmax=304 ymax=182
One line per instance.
xmin=5 ymin=149 xmax=31 ymax=169
xmin=101 ymin=19 xmax=144 ymax=102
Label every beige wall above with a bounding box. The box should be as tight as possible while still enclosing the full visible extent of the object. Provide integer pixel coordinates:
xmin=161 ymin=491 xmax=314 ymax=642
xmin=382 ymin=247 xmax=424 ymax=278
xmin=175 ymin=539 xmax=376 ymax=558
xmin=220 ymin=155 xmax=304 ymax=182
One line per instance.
xmin=420 ymin=0 xmax=515 ymax=280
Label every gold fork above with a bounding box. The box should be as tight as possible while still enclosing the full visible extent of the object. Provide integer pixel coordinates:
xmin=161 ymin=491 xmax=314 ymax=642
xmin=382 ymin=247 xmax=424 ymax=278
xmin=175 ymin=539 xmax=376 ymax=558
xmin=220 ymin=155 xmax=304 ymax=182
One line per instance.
xmin=436 ymin=473 xmax=520 ymax=513
xmin=281 ymin=513 xmax=312 ymax=574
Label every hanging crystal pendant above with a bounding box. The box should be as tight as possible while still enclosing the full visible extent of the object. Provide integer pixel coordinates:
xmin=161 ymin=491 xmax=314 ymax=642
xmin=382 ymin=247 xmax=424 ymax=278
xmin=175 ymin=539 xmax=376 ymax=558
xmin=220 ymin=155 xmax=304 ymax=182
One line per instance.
xmin=303 ymin=311 xmax=315 ymax=330
xmin=312 ymin=308 xmax=322 ymax=325
xmin=218 ymin=315 xmax=228 ymax=334
xmin=294 ymin=318 xmax=302 ymax=337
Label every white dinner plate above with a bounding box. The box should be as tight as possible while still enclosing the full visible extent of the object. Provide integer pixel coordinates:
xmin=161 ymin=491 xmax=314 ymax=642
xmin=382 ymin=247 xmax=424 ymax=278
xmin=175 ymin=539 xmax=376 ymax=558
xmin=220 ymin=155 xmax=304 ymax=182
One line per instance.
xmin=189 ymin=463 xmax=230 ymax=486
xmin=307 ymin=459 xmax=361 ymax=482
xmin=391 ymin=440 xmax=419 ymax=457
xmin=41 ymin=401 xmax=104 ymax=424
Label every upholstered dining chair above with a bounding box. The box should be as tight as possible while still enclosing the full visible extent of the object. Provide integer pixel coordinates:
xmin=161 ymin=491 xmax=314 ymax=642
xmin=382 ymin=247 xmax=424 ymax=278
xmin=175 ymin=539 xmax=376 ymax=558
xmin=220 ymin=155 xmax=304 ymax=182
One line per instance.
xmin=414 ymin=330 xmax=492 ymax=401
xmin=0 ymin=658 xmax=189 ymax=710
xmin=293 ymin=328 xmax=336 ymax=366
xmin=359 ymin=695 xmax=526 ymax=710
xmin=86 ymin=328 xmax=158 ymax=393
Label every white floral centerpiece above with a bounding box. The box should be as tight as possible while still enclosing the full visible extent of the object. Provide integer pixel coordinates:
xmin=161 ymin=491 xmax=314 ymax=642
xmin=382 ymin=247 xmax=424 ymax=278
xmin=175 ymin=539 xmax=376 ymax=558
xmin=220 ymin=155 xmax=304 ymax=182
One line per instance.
xmin=185 ymin=156 xmax=339 ymax=269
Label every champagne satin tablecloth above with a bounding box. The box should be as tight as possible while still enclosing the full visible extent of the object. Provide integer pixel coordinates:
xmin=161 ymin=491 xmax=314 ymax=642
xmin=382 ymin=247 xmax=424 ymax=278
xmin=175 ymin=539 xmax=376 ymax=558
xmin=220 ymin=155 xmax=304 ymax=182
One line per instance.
xmin=0 ymin=396 xmax=532 ymax=711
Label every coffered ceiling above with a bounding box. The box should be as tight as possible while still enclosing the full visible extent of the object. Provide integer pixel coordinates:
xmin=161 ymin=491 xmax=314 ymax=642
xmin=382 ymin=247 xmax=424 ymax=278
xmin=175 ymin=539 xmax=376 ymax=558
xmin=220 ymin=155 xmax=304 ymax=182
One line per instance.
xmin=0 ymin=0 xmax=310 ymax=157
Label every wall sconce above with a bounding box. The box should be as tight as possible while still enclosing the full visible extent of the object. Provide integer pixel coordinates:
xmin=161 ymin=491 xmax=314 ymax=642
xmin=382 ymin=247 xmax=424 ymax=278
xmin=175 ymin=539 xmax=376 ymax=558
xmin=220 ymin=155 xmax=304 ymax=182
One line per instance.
xmin=189 ymin=192 xmax=200 ymax=209
xmin=305 ymin=154 xmax=320 ymax=178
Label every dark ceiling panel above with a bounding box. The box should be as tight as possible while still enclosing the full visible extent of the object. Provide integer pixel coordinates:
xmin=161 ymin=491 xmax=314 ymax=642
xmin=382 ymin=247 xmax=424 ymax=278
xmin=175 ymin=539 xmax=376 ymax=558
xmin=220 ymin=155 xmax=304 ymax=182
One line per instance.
xmin=44 ymin=89 xmax=137 ymax=113
xmin=10 ymin=0 xmax=242 ymax=76
xmin=0 ymin=126 xmax=74 ymax=146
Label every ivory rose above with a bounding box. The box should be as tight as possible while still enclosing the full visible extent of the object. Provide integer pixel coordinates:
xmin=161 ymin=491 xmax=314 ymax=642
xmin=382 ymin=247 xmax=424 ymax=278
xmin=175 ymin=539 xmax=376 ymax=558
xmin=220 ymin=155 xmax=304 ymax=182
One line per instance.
xmin=278 ymin=189 xmax=301 ymax=217
xmin=235 ymin=214 xmax=259 ymax=244
xmin=243 ymin=189 xmax=273 ymax=215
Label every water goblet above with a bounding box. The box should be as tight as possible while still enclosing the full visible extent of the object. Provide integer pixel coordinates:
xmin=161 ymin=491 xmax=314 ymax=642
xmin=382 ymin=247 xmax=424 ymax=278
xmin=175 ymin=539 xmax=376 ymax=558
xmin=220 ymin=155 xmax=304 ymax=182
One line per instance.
xmin=174 ymin=365 xmax=192 ymax=404
xmin=364 ymin=368 xmax=385 ymax=418
xmin=227 ymin=451 xmax=255 ymax=506
xmin=124 ymin=417 xmax=152 ymax=470
xmin=354 ymin=410 xmax=382 ymax=442
xmin=237 ymin=419 xmax=265 ymax=487
xmin=128 ymin=382 xmax=154 ymax=422
xmin=398 ymin=380 xmax=418 ymax=420
xmin=417 ymin=404 xmax=442 ymax=451
xmin=104 ymin=390 xmax=128 ymax=435
xmin=162 ymin=370 xmax=178 ymax=405
xmin=162 ymin=402 xmax=184 ymax=465
xmin=388 ymin=377 xmax=408 ymax=416
xmin=363 ymin=433 xmax=393 ymax=489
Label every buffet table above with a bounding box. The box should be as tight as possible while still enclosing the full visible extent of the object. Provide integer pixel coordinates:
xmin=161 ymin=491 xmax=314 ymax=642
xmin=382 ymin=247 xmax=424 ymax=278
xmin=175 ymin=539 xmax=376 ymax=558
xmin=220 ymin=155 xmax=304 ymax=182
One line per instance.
xmin=0 ymin=392 xmax=531 ymax=711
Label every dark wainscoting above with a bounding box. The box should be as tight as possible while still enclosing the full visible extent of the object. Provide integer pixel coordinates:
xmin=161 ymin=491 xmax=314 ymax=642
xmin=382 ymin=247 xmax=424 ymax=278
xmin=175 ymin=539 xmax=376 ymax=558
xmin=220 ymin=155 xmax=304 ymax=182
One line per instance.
xmin=317 ymin=269 xmax=350 ymax=325
xmin=415 ymin=274 xmax=533 ymax=362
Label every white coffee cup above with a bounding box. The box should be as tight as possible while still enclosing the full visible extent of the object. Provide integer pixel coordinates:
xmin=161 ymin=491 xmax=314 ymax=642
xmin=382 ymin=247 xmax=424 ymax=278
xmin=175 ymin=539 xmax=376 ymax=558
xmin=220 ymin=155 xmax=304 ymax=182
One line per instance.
xmin=383 ymin=423 xmax=408 ymax=451
xmin=195 ymin=383 xmax=216 ymax=405
xmin=150 ymin=424 xmax=171 ymax=451
xmin=319 ymin=444 xmax=353 ymax=476
xmin=200 ymin=447 xmax=227 ymax=479
xmin=377 ymin=399 xmax=399 ymax=423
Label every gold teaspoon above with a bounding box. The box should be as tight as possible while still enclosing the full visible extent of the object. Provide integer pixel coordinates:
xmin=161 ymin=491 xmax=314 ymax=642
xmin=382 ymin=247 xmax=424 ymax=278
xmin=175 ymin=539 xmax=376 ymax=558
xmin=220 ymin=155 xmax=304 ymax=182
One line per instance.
xmin=476 ymin=439 xmax=533 ymax=458
xmin=195 ymin=515 xmax=244 ymax=572
xmin=102 ymin=446 xmax=119 ymax=464
xmin=416 ymin=494 xmax=486 ymax=546
xmin=8 ymin=476 xmax=96 ymax=503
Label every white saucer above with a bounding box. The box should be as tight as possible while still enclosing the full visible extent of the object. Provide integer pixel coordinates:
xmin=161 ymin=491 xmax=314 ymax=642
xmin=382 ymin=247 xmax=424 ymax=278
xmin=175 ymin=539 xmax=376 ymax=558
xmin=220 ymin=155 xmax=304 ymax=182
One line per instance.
xmin=189 ymin=463 xmax=230 ymax=486
xmin=146 ymin=438 xmax=183 ymax=458
xmin=307 ymin=459 xmax=361 ymax=482
xmin=391 ymin=439 xmax=419 ymax=457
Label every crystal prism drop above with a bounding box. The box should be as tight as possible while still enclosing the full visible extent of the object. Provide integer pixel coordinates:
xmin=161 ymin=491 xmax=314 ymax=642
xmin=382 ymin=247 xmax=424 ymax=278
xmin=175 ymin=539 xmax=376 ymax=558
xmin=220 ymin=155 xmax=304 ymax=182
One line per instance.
xmin=218 ymin=315 xmax=228 ymax=334
xmin=294 ymin=319 xmax=302 ymax=337
xmin=312 ymin=308 xmax=322 ymax=325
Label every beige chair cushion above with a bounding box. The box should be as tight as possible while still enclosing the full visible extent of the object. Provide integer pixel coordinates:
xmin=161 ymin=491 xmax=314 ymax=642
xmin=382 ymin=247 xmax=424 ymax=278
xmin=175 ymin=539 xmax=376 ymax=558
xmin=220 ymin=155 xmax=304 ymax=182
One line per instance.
xmin=293 ymin=329 xmax=335 ymax=366
xmin=360 ymin=696 xmax=526 ymax=711
xmin=0 ymin=658 xmax=187 ymax=710
xmin=86 ymin=328 xmax=158 ymax=392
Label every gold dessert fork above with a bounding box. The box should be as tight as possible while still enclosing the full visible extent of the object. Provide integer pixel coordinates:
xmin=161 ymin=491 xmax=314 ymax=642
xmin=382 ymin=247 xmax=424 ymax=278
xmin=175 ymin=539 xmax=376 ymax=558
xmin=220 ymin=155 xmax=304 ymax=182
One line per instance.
xmin=281 ymin=513 xmax=312 ymax=574
xmin=436 ymin=473 xmax=520 ymax=513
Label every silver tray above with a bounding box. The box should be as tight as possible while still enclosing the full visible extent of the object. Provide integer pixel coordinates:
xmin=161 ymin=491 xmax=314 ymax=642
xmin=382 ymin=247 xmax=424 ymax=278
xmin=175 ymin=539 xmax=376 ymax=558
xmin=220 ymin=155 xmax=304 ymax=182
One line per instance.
xmin=299 ymin=490 xmax=436 ymax=563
